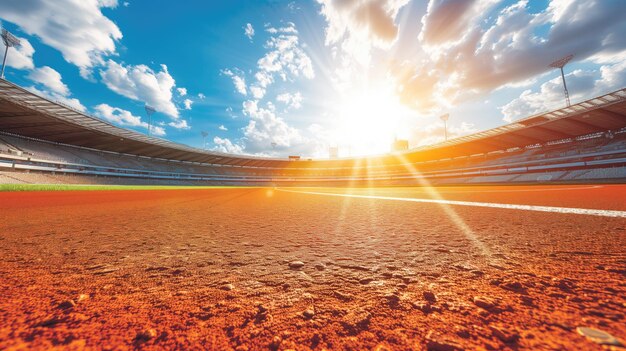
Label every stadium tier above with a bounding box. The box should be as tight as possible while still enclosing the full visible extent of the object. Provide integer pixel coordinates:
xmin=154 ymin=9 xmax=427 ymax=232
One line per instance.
xmin=0 ymin=78 xmax=625 ymax=186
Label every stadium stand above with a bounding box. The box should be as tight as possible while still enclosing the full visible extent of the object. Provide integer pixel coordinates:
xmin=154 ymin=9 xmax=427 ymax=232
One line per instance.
xmin=0 ymin=78 xmax=625 ymax=186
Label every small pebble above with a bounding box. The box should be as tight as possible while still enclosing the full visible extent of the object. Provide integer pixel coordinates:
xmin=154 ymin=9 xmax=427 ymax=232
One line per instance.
xmin=221 ymin=284 xmax=235 ymax=291
xmin=289 ymin=261 xmax=305 ymax=269
xmin=303 ymin=307 xmax=315 ymax=319
xmin=58 ymin=300 xmax=76 ymax=309
xmin=413 ymin=301 xmax=432 ymax=313
xmin=136 ymin=328 xmax=157 ymax=341
xmin=423 ymin=291 xmax=437 ymax=302
xmin=473 ymin=296 xmax=495 ymax=310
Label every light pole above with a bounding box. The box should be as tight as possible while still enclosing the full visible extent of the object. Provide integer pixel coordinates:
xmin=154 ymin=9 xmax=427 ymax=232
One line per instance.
xmin=201 ymin=131 xmax=208 ymax=149
xmin=1 ymin=29 xmax=21 ymax=79
xmin=549 ymin=54 xmax=574 ymax=107
xmin=145 ymin=105 xmax=156 ymax=136
xmin=440 ymin=113 xmax=449 ymax=141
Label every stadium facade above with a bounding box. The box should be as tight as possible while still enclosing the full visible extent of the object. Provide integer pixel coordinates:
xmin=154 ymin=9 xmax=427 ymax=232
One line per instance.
xmin=0 ymin=78 xmax=625 ymax=186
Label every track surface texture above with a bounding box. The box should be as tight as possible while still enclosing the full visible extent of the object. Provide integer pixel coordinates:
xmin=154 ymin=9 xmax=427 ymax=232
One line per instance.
xmin=0 ymin=185 xmax=625 ymax=350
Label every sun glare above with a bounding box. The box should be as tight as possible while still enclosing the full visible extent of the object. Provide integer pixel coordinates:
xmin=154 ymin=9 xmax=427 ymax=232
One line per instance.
xmin=330 ymin=81 xmax=411 ymax=156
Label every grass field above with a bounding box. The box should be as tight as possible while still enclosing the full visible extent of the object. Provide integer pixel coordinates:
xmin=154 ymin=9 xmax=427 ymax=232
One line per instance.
xmin=0 ymin=184 xmax=253 ymax=192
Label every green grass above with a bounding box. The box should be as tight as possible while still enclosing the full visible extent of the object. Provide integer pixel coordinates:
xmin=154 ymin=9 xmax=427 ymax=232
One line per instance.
xmin=0 ymin=184 xmax=255 ymax=192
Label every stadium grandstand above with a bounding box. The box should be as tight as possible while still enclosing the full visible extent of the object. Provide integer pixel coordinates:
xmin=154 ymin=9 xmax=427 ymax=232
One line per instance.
xmin=0 ymin=78 xmax=625 ymax=186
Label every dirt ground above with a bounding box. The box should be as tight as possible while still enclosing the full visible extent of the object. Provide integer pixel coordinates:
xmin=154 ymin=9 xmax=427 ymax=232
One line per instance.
xmin=0 ymin=185 xmax=625 ymax=350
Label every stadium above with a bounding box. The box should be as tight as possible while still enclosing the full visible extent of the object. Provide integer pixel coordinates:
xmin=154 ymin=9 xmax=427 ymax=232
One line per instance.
xmin=1 ymin=79 xmax=625 ymax=186
xmin=1 ymin=1 xmax=626 ymax=351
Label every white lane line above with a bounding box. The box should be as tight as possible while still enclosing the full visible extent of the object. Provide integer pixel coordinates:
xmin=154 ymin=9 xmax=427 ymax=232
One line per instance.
xmin=427 ymin=185 xmax=603 ymax=194
xmin=277 ymin=189 xmax=626 ymax=218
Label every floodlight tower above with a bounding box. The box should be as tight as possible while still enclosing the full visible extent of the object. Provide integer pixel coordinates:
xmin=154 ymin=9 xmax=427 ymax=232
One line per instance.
xmin=201 ymin=131 xmax=208 ymax=149
xmin=144 ymin=105 xmax=156 ymax=136
xmin=440 ymin=113 xmax=450 ymax=141
xmin=549 ymin=54 xmax=574 ymax=107
xmin=1 ymin=29 xmax=21 ymax=79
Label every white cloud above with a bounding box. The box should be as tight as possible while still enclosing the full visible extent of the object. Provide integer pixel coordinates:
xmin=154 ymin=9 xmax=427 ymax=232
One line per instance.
xmin=266 ymin=23 xmax=298 ymax=35
xmin=257 ymin=26 xmax=314 ymax=80
xmin=25 ymin=65 xmax=84 ymax=112
xmin=0 ymin=0 xmax=122 ymax=77
xmin=0 ymin=34 xmax=34 ymax=70
xmin=239 ymin=22 xmax=313 ymax=101
xmin=222 ymin=22 xmax=314 ymax=155
xmin=213 ymin=136 xmax=244 ymax=154
xmin=501 ymin=61 xmax=626 ymax=122
xmin=316 ymin=0 xmax=409 ymax=96
xmin=27 ymin=66 xmax=69 ymax=96
xmin=94 ymin=103 xmax=165 ymax=136
xmin=249 ymin=86 xmax=265 ymax=99
xmin=399 ymin=0 xmax=626 ymax=111
xmin=218 ymin=124 xmax=228 ymax=131
xmin=222 ymin=68 xmax=247 ymax=95
xmin=317 ymin=0 xmax=409 ymax=48
xmin=276 ymin=92 xmax=302 ymax=110
xmin=225 ymin=106 xmax=236 ymax=118
xmin=198 ymin=93 xmax=206 ymax=99
xmin=168 ymin=119 xmax=190 ymax=130
xmin=100 ymin=60 xmax=179 ymax=118
xmin=224 ymin=22 xmax=313 ymax=102
xmin=183 ymin=98 xmax=193 ymax=110
xmin=176 ymin=87 xmax=187 ymax=96
xmin=420 ymin=0 xmax=497 ymax=47
xmin=241 ymin=99 xmax=302 ymax=153
xmin=255 ymin=71 xmax=274 ymax=88
xmin=244 ymin=23 xmax=255 ymax=40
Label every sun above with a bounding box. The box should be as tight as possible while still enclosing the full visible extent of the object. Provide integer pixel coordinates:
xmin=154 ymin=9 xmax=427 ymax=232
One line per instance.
xmin=330 ymin=81 xmax=409 ymax=156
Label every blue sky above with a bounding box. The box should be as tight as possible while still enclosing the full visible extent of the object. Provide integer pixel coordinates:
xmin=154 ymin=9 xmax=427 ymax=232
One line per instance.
xmin=1 ymin=0 xmax=625 ymax=158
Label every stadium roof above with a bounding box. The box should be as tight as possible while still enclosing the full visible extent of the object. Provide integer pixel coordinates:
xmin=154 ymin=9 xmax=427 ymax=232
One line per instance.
xmin=0 ymin=78 xmax=625 ymax=168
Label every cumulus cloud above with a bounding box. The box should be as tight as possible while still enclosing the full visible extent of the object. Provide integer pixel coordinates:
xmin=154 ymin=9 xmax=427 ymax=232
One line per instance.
xmin=218 ymin=124 xmax=228 ymax=131
xmin=100 ymin=60 xmax=179 ymax=118
xmin=183 ymin=98 xmax=193 ymax=110
xmin=316 ymin=0 xmax=409 ymax=96
xmin=317 ymin=0 xmax=409 ymax=48
xmin=0 ymin=0 xmax=122 ymax=77
xmin=501 ymin=61 xmax=626 ymax=122
xmin=26 ymin=66 xmax=84 ymax=112
xmin=176 ymin=87 xmax=187 ymax=96
xmin=213 ymin=136 xmax=244 ymax=154
xmin=244 ymin=23 xmax=255 ymax=40
xmin=224 ymin=23 xmax=313 ymax=100
xmin=276 ymin=92 xmax=303 ymax=110
xmin=94 ymin=103 xmax=165 ymax=136
xmin=258 ymin=24 xmax=314 ymax=81
xmin=241 ymin=99 xmax=302 ymax=153
xmin=222 ymin=68 xmax=247 ymax=95
xmin=27 ymin=66 xmax=69 ymax=96
xmin=222 ymin=22 xmax=313 ymax=155
xmin=399 ymin=0 xmax=626 ymax=111
xmin=236 ymin=22 xmax=314 ymax=100
xmin=167 ymin=119 xmax=190 ymax=130
xmin=419 ymin=0 xmax=497 ymax=46
xmin=0 ymin=34 xmax=34 ymax=70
